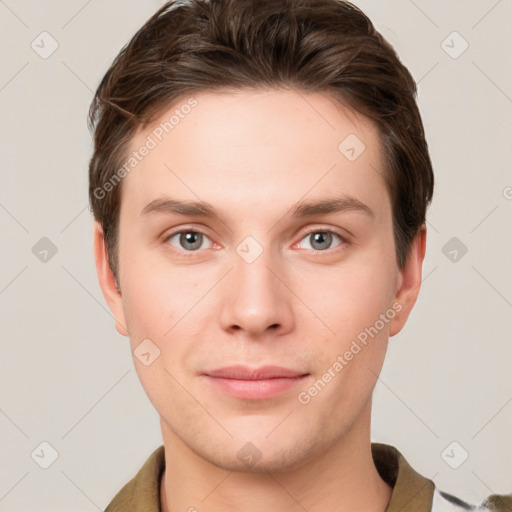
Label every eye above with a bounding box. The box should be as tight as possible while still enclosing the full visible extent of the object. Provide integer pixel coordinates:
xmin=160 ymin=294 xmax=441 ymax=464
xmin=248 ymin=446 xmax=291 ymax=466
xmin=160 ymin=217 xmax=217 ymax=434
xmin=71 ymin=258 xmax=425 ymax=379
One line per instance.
xmin=296 ymin=229 xmax=346 ymax=252
xmin=163 ymin=228 xmax=348 ymax=254
xmin=165 ymin=230 xmax=214 ymax=252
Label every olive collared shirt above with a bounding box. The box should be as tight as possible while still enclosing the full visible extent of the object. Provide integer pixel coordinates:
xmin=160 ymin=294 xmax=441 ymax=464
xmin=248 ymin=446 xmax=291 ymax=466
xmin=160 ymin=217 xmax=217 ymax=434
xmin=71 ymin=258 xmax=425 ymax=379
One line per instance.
xmin=104 ymin=443 xmax=512 ymax=512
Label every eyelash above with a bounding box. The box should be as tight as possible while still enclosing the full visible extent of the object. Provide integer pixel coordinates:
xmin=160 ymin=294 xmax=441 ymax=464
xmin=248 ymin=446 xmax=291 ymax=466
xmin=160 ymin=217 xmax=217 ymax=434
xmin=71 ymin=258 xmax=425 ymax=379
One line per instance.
xmin=162 ymin=226 xmax=350 ymax=255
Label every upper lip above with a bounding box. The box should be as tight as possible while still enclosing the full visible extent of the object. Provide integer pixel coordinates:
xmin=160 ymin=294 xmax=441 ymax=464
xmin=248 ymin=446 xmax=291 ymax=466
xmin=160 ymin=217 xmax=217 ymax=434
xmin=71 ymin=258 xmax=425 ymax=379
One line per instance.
xmin=204 ymin=365 xmax=308 ymax=380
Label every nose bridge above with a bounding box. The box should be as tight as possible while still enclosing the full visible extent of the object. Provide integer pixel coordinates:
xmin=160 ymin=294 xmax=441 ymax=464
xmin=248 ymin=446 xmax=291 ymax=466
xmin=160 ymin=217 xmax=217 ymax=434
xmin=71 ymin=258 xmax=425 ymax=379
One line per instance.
xmin=219 ymin=235 xmax=292 ymax=334
xmin=235 ymin=240 xmax=275 ymax=294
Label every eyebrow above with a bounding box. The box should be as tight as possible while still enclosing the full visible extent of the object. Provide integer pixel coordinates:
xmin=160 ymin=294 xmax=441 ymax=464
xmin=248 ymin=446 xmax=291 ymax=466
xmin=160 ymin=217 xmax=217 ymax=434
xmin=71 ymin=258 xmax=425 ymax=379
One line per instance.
xmin=141 ymin=195 xmax=375 ymax=222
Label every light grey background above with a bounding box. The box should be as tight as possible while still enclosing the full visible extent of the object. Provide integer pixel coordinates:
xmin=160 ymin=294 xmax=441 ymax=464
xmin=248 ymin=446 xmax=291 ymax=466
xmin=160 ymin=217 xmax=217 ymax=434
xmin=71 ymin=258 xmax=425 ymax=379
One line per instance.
xmin=1 ymin=0 xmax=511 ymax=510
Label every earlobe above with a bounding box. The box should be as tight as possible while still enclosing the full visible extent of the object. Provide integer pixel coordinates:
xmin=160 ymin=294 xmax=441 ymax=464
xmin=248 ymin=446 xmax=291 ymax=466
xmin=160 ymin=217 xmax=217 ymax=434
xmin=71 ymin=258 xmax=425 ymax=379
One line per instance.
xmin=388 ymin=225 xmax=427 ymax=337
xmin=93 ymin=222 xmax=129 ymax=337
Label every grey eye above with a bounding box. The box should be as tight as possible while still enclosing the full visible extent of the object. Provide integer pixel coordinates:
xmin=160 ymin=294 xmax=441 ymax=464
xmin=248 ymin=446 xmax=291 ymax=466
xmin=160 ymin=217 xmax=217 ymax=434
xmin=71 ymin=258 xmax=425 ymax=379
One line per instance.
xmin=298 ymin=231 xmax=343 ymax=251
xmin=167 ymin=231 xmax=211 ymax=251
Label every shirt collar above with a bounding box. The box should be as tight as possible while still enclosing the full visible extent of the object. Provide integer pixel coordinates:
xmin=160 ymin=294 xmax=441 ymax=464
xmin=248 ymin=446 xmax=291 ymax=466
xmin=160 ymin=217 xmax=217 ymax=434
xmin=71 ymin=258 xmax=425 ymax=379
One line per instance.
xmin=105 ymin=443 xmax=435 ymax=512
xmin=372 ymin=443 xmax=435 ymax=512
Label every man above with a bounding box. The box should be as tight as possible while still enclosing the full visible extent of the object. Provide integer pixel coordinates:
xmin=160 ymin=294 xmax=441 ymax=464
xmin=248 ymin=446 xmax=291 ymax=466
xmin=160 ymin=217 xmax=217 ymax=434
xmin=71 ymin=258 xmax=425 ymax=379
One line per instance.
xmin=88 ymin=0 xmax=511 ymax=510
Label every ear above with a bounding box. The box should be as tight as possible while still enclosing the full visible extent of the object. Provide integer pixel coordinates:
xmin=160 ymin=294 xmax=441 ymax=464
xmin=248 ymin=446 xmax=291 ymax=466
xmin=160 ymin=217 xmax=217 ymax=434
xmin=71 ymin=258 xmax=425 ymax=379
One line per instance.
xmin=93 ymin=222 xmax=129 ymax=337
xmin=388 ymin=224 xmax=427 ymax=337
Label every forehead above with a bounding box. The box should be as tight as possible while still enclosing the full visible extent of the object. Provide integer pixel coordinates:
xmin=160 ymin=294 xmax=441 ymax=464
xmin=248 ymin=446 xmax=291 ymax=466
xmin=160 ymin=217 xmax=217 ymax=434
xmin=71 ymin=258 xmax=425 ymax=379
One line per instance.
xmin=120 ymin=88 xmax=390 ymax=223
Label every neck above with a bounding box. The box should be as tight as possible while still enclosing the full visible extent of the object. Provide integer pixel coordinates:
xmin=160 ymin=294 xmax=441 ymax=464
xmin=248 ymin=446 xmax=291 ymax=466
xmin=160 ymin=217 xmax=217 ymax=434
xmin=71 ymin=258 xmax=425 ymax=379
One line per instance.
xmin=159 ymin=404 xmax=391 ymax=512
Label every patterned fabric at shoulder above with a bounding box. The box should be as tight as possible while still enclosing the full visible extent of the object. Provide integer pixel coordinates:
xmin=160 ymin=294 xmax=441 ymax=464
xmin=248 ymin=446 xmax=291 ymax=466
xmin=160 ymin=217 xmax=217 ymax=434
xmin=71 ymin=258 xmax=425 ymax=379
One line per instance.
xmin=432 ymin=489 xmax=477 ymax=511
xmin=432 ymin=489 xmax=512 ymax=512
xmin=479 ymin=493 xmax=512 ymax=512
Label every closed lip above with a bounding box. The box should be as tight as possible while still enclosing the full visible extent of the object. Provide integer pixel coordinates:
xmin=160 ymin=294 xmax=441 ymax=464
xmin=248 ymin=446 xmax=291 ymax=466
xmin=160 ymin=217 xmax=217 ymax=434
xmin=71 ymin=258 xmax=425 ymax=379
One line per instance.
xmin=204 ymin=365 xmax=309 ymax=380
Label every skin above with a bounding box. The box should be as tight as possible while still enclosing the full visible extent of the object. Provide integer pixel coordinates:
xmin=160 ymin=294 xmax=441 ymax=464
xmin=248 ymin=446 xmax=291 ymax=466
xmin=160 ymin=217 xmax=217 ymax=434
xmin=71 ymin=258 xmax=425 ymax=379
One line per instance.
xmin=94 ymin=88 xmax=426 ymax=512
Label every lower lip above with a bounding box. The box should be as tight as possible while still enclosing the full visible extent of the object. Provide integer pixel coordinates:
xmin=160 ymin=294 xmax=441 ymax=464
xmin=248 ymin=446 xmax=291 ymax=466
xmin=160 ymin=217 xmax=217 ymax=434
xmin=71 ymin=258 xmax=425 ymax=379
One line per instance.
xmin=204 ymin=375 xmax=309 ymax=400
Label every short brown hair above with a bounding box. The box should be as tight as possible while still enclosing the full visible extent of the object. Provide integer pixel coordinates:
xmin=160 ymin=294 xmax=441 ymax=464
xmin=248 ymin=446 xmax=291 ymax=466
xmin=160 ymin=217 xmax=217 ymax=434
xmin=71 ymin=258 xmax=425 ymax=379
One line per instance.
xmin=88 ymin=0 xmax=434 ymax=281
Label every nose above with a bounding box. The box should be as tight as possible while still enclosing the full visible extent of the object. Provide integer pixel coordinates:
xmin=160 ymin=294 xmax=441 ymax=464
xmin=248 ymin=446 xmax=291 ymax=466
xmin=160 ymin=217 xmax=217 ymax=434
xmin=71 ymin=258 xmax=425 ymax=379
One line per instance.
xmin=218 ymin=245 xmax=294 ymax=337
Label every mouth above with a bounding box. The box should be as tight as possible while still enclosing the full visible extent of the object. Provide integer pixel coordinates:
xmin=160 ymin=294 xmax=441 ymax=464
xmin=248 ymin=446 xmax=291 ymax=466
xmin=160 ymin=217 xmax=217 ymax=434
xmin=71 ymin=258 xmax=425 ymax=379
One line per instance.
xmin=202 ymin=365 xmax=310 ymax=400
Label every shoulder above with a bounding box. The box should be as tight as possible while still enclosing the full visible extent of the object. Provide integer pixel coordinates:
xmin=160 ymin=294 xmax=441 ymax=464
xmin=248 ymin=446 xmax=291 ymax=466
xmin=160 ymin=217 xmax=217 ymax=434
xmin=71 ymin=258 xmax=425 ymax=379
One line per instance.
xmin=433 ymin=488 xmax=512 ymax=512
xmin=104 ymin=445 xmax=165 ymax=512
xmin=371 ymin=443 xmax=511 ymax=512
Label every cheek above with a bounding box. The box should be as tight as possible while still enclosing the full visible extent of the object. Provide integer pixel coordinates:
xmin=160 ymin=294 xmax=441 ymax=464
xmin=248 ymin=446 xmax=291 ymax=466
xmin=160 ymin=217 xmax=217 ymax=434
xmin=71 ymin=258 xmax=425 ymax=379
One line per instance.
xmin=307 ymin=265 xmax=393 ymax=409
xmin=120 ymin=257 xmax=179 ymax=340
xmin=301 ymin=260 xmax=395 ymax=342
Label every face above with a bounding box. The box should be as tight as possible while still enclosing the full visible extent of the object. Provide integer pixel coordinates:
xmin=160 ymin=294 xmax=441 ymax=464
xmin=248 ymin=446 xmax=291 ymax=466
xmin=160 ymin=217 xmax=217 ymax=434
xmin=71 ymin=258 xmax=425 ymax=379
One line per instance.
xmin=95 ymin=88 xmax=425 ymax=473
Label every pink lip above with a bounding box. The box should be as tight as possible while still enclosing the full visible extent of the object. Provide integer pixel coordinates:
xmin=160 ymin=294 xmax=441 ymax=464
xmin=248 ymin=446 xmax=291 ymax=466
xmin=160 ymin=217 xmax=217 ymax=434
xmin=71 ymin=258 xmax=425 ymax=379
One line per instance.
xmin=202 ymin=365 xmax=310 ymax=400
